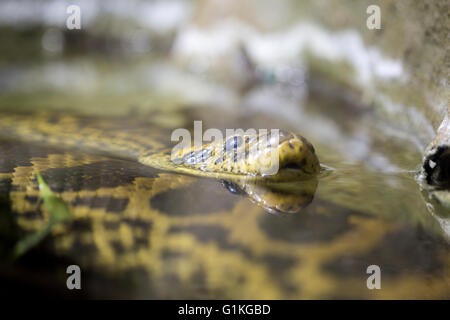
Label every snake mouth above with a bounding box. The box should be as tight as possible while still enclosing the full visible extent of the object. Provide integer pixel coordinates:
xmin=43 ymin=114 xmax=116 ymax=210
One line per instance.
xmin=283 ymin=163 xmax=304 ymax=170
xmin=281 ymin=162 xmax=313 ymax=175
xmin=275 ymin=134 xmax=320 ymax=176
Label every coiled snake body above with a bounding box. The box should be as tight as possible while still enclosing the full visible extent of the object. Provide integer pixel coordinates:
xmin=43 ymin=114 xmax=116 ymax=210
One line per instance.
xmin=0 ymin=110 xmax=448 ymax=299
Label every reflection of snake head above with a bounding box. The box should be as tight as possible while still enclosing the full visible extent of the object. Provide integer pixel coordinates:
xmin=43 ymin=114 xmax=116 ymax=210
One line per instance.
xmin=172 ymin=130 xmax=320 ymax=180
xmin=221 ymin=178 xmax=318 ymax=215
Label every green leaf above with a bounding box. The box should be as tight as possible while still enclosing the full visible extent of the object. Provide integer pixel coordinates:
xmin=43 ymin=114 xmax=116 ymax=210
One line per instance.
xmin=12 ymin=171 xmax=73 ymax=258
xmin=36 ymin=171 xmax=53 ymax=198
xmin=13 ymin=223 xmax=53 ymax=258
xmin=36 ymin=171 xmax=72 ymax=223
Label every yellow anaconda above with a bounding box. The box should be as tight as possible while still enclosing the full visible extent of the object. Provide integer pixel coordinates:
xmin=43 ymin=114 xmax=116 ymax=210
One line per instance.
xmin=0 ymin=110 xmax=320 ymax=214
xmin=0 ymin=111 xmax=319 ymax=181
xmin=0 ymin=109 xmax=449 ymax=299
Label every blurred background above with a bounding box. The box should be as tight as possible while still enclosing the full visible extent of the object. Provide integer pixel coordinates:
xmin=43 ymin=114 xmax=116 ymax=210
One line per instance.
xmin=0 ymin=0 xmax=448 ymax=161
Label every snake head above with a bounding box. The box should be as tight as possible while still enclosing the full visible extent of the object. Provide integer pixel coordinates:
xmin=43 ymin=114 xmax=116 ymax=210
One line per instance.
xmin=173 ymin=130 xmax=320 ymax=180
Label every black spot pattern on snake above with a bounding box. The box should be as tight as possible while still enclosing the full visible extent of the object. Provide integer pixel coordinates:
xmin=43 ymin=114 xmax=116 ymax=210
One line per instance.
xmin=121 ymin=218 xmax=152 ymax=231
xmin=69 ymin=219 xmax=93 ymax=233
xmin=72 ymin=196 xmax=129 ymax=213
xmin=0 ymin=139 xmax=65 ymax=173
xmin=150 ymin=179 xmax=237 ymax=216
xmin=40 ymin=160 xmax=158 ymax=192
xmin=133 ymin=236 xmax=150 ymax=249
xmin=110 ymin=240 xmax=125 ymax=254
xmin=19 ymin=210 xmax=43 ymax=220
xmin=24 ymin=195 xmax=39 ymax=204
xmin=161 ymin=249 xmax=188 ymax=260
xmin=189 ymin=269 xmax=209 ymax=298
xmin=0 ymin=178 xmax=12 ymax=196
xmin=259 ymin=254 xmax=300 ymax=295
xmin=103 ymin=221 xmax=121 ymax=230
xmin=259 ymin=199 xmax=367 ymax=244
xmin=67 ymin=238 xmax=99 ymax=255
xmin=166 ymin=224 xmax=301 ymax=294
xmin=260 ymin=254 xmax=297 ymax=271
xmin=323 ymin=225 xmax=449 ymax=278
xmin=168 ymin=225 xmax=240 ymax=250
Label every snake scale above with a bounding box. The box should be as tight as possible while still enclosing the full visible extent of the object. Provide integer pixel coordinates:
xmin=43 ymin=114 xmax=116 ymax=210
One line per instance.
xmin=0 ymin=109 xmax=449 ymax=299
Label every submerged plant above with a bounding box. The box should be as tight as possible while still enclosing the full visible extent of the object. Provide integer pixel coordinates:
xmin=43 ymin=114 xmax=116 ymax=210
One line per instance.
xmin=13 ymin=171 xmax=72 ymax=258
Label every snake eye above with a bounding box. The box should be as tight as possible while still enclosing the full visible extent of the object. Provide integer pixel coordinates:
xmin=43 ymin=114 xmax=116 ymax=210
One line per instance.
xmin=224 ymin=136 xmax=243 ymax=152
xmin=221 ymin=180 xmax=246 ymax=195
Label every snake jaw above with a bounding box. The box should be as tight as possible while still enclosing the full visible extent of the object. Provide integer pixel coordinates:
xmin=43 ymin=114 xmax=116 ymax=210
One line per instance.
xmin=276 ymin=133 xmax=320 ymax=175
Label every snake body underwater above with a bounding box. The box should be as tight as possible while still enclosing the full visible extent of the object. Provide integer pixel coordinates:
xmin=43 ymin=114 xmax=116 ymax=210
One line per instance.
xmin=0 ymin=110 xmax=449 ymax=299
